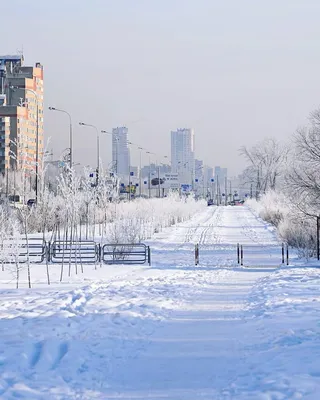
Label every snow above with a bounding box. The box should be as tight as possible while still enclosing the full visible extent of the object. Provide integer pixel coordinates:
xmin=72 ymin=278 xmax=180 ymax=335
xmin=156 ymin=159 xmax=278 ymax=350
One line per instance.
xmin=0 ymin=205 xmax=319 ymax=399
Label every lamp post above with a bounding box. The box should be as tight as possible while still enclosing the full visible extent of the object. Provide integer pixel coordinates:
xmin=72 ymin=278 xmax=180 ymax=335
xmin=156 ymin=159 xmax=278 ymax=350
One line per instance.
xmin=138 ymin=147 xmax=143 ymax=196
xmin=146 ymin=151 xmax=153 ymax=198
xmin=101 ymin=130 xmax=118 ymax=175
xmin=49 ymin=107 xmax=72 ymax=170
xmin=79 ymin=123 xmax=99 ymax=186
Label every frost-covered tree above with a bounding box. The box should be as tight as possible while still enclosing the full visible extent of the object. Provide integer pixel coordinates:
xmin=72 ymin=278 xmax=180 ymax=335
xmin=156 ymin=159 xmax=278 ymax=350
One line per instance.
xmin=286 ymin=108 xmax=320 ymax=215
xmin=240 ymin=138 xmax=288 ymax=195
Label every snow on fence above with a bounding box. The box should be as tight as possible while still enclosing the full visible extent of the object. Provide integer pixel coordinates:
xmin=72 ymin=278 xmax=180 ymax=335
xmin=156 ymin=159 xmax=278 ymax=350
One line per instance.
xmin=0 ymin=238 xmax=47 ymax=264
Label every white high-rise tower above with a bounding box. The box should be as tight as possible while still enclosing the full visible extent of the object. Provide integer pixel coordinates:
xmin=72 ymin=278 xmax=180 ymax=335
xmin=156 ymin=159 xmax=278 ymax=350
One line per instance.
xmin=112 ymin=126 xmax=130 ymax=176
xmin=171 ymin=128 xmax=195 ymax=185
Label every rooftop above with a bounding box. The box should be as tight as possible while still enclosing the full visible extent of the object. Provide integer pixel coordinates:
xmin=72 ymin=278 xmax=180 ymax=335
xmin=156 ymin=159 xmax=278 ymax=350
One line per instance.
xmin=0 ymin=55 xmax=23 ymax=62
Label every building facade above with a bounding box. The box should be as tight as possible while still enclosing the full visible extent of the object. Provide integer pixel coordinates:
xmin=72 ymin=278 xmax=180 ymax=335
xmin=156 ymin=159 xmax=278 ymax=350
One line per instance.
xmin=112 ymin=126 xmax=130 ymax=176
xmin=0 ymin=55 xmax=44 ymax=175
xmin=171 ymin=128 xmax=195 ymax=185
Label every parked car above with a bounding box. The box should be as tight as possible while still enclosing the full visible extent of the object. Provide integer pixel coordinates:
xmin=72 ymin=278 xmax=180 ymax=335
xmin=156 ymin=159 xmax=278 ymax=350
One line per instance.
xmin=207 ymin=199 xmax=214 ymax=206
xmin=27 ymin=199 xmax=36 ymax=208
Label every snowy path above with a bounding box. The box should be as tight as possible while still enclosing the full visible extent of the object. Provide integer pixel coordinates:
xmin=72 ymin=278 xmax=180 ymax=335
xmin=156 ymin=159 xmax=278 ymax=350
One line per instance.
xmin=149 ymin=205 xmax=281 ymax=268
xmin=0 ymin=206 xmax=319 ymax=399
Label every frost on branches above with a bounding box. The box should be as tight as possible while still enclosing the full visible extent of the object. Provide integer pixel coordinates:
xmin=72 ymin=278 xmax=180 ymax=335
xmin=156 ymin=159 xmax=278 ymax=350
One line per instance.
xmin=0 ymin=163 xmax=205 ymax=287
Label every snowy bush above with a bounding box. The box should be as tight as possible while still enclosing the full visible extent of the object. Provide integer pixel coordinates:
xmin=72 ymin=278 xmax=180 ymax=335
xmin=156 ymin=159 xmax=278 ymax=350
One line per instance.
xmin=246 ymin=191 xmax=289 ymax=227
xmin=247 ymin=191 xmax=318 ymax=258
xmin=104 ymin=193 xmax=205 ymax=244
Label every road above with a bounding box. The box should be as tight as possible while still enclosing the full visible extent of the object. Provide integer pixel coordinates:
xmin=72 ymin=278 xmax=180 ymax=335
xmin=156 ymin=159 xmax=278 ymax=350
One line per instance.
xmin=0 ymin=205 xmax=308 ymax=400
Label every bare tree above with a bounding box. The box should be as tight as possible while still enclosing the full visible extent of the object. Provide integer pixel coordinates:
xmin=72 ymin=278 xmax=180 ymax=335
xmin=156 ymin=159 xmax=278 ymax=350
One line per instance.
xmin=286 ymin=108 xmax=320 ymax=215
xmin=240 ymin=138 xmax=288 ymax=196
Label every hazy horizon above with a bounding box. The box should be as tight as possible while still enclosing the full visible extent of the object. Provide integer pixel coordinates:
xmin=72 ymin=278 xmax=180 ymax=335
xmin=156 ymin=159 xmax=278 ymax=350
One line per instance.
xmin=2 ymin=0 xmax=320 ymax=175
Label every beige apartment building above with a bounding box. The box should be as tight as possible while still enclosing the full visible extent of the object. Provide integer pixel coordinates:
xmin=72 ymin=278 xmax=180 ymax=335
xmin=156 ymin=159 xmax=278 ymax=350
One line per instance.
xmin=0 ymin=55 xmax=44 ymax=175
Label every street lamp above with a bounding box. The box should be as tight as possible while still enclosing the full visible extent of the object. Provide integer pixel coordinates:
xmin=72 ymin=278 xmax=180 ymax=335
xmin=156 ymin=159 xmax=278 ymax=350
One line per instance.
xmin=48 ymin=107 xmax=73 ymax=170
xmin=101 ymin=130 xmax=118 ymax=175
xmin=146 ymin=151 xmax=155 ymax=198
xmin=79 ymin=122 xmax=99 ymax=186
xmin=138 ymin=147 xmax=143 ymax=196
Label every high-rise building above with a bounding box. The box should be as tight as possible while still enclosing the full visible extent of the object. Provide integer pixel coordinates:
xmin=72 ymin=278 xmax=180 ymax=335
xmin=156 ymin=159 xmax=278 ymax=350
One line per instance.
xmin=171 ymin=128 xmax=195 ymax=185
xmin=112 ymin=126 xmax=130 ymax=176
xmin=0 ymin=55 xmax=44 ymax=174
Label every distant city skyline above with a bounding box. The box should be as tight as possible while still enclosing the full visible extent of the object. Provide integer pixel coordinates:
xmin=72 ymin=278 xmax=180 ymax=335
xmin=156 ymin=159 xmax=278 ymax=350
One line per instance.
xmin=2 ymin=1 xmax=320 ymax=175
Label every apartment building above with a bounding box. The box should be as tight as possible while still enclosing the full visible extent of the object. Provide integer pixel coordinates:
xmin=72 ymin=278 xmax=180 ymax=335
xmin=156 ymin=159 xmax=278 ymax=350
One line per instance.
xmin=0 ymin=55 xmax=44 ymax=174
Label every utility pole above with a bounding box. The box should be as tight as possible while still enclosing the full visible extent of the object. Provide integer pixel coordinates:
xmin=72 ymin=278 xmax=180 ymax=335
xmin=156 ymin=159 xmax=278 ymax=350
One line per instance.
xmin=225 ymin=176 xmax=228 ymax=206
xmin=35 ymin=100 xmax=39 ymax=202
xmin=256 ymin=168 xmax=261 ymax=200
xmin=148 ymin=165 xmax=151 ymax=198
xmin=211 ymin=179 xmax=214 ymax=200
xmin=128 ymin=165 xmax=131 ymax=202
xmin=138 ymin=147 xmax=143 ymax=197
xmin=157 ymin=165 xmax=161 ymax=198
xmin=79 ymin=123 xmax=100 ymax=186
xmin=5 ymin=167 xmax=8 ymax=197
xmin=216 ymin=175 xmax=220 ymax=205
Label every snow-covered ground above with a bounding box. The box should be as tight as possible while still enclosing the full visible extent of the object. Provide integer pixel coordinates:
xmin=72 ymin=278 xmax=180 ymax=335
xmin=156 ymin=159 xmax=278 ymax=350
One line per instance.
xmin=0 ymin=205 xmax=319 ymax=399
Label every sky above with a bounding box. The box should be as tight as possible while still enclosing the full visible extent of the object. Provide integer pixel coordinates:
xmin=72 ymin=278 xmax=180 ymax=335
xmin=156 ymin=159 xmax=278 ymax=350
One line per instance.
xmin=1 ymin=0 xmax=320 ymax=175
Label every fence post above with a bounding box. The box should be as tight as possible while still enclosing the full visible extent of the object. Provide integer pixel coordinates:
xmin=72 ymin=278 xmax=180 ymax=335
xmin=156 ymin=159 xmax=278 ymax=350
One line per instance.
xmin=237 ymin=243 xmax=240 ymax=264
xmin=98 ymin=243 xmax=101 ymax=263
xmin=195 ymin=244 xmax=199 ymax=266
xmin=148 ymin=246 xmax=151 ymax=266
xmin=286 ymin=244 xmax=289 ymax=265
xmin=282 ymin=243 xmax=284 ymax=264
xmin=240 ymin=245 xmax=243 ymax=266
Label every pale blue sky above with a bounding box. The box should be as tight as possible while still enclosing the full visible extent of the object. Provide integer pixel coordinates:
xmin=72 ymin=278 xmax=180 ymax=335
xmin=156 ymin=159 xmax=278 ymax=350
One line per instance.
xmin=2 ymin=0 xmax=320 ymax=174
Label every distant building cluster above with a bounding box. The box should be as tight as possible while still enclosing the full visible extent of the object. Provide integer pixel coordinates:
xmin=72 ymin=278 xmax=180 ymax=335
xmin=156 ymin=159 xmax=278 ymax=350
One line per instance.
xmin=113 ymin=123 xmax=227 ymax=197
xmin=0 ymin=52 xmax=229 ymax=199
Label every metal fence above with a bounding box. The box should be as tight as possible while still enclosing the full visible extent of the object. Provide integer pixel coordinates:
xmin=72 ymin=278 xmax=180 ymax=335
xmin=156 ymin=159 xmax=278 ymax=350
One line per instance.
xmin=0 ymin=239 xmax=151 ymax=266
xmin=0 ymin=238 xmax=47 ymax=264
xmin=193 ymin=243 xmax=289 ymax=267
xmin=237 ymin=243 xmax=289 ymax=267
xmin=102 ymin=243 xmax=150 ymax=265
xmin=49 ymin=240 xmax=100 ymax=264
